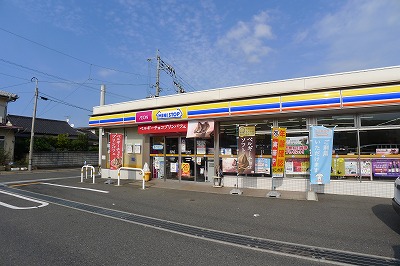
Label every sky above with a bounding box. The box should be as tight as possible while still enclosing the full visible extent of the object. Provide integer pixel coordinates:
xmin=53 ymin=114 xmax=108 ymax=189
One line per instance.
xmin=0 ymin=0 xmax=399 ymax=128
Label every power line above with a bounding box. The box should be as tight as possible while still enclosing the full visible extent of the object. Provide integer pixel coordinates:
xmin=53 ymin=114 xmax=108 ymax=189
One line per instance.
xmin=39 ymin=92 xmax=91 ymax=112
xmin=0 ymin=58 xmax=135 ymax=101
xmin=0 ymin=27 xmax=146 ymax=77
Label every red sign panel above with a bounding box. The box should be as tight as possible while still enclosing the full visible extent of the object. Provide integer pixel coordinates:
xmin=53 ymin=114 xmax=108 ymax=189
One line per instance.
xmin=138 ymin=122 xmax=188 ymax=134
xmin=109 ymin=133 xmax=123 ymax=170
xmin=136 ymin=111 xmax=153 ymax=123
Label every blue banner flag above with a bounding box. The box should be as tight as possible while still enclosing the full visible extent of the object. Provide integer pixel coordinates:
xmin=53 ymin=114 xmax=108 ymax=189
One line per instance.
xmin=310 ymin=126 xmax=334 ymax=184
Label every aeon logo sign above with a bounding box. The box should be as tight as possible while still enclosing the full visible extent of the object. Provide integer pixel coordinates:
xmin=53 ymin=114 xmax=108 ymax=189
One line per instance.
xmin=136 ymin=111 xmax=153 ymax=123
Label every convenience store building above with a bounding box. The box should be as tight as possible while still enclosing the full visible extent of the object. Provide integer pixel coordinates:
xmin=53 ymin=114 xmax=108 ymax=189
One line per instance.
xmin=89 ymin=66 xmax=400 ymax=198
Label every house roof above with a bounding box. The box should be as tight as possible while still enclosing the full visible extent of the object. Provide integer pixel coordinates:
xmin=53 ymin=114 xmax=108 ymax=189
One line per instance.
xmin=7 ymin=115 xmax=80 ymax=136
xmin=76 ymin=127 xmax=98 ymax=140
xmin=0 ymin=91 xmax=18 ymax=102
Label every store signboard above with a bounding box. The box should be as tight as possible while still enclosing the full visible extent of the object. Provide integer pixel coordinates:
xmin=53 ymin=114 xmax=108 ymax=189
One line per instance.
xmin=271 ymin=127 xmax=286 ymax=177
xmin=310 ymin=126 xmax=334 ymax=184
xmin=138 ymin=121 xmax=188 ymax=134
xmin=153 ymin=107 xmax=188 ymax=122
xmin=238 ymin=136 xmax=256 ymax=174
xmin=109 ymin=133 xmax=123 ymax=170
xmin=136 ymin=111 xmax=153 ymax=123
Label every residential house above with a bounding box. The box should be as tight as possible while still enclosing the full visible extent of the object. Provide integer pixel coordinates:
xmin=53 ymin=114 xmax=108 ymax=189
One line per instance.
xmin=0 ymin=91 xmax=19 ymax=164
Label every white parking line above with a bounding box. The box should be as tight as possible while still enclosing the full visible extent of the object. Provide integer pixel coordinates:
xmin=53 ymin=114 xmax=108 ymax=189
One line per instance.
xmin=0 ymin=176 xmax=79 ymax=186
xmin=41 ymin=183 xmax=109 ymax=193
xmin=0 ymin=190 xmax=49 ymax=209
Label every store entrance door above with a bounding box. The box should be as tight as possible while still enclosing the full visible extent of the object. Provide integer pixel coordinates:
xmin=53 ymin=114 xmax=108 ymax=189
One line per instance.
xmin=165 ymin=137 xmax=179 ymax=180
xmin=181 ymin=137 xmax=195 ymax=181
xmin=153 ymin=136 xmax=206 ymax=182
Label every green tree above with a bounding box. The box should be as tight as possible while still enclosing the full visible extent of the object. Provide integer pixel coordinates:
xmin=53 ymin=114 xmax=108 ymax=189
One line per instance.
xmin=71 ymin=134 xmax=89 ymax=151
xmin=33 ymin=137 xmax=54 ymax=151
xmin=56 ymin=134 xmax=71 ymax=151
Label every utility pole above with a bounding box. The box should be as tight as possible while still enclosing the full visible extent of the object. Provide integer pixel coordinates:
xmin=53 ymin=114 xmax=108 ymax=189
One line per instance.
xmin=28 ymin=77 xmax=39 ymax=171
xmin=154 ymin=50 xmax=185 ymax=97
xmin=98 ymin=84 xmax=105 ymax=173
xmin=155 ymin=50 xmax=161 ymax=97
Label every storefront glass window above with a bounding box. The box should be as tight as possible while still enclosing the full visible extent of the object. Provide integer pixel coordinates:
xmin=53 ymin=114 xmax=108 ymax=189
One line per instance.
xmin=220 ymin=123 xmax=238 ymax=156
xmin=220 ymin=120 xmax=273 ymax=156
xmin=360 ymin=112 xmax=400 ymax=127
xmin=150 ymin=136 xmax=164 ymax=155
xmin=317 ymin=115 xmax=355 ymax=128
xmin=332 ymin=130 xmax=357 ymax=155
xmin=359 ymin=128 xmax=400 ymax=154
xmin=278 ymin=117 xmax=307 ymax=129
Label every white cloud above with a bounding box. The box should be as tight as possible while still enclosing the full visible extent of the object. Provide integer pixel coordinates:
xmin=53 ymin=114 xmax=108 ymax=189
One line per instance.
xmin=217 ymin=11 xmax=274 ymax=63
xmin=12 ymin=0 xmax=85 ymax=34
xmin=97 ymin=69 xmax=117 ymax=78
xmin=313 ymin=0 xmax=400 ymax=72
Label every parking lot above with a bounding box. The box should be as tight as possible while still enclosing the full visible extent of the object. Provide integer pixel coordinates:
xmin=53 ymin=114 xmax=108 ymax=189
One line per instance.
xmin=1 ymin=168 xmax=399 ymax=265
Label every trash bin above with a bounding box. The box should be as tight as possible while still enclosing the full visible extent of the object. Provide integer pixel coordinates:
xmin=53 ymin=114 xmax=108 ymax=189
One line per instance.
xmin=144 ymin=171 xmax=151 ymax=182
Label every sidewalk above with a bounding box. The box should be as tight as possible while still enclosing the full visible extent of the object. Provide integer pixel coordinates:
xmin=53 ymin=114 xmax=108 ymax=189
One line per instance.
xmin=143 ymin=178 xmax=309 ymax=200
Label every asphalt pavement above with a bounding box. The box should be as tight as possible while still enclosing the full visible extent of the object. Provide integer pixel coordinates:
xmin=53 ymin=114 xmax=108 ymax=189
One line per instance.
xmin=1 ymin=168 xmax=400 ymax=265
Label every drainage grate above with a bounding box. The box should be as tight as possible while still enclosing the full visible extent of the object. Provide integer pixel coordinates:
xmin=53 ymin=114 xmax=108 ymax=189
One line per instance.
xmin=1 ymin=185 xmax=399 ymax=266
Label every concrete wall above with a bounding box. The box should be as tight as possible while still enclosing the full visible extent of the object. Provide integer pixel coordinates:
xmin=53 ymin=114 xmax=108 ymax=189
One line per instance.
xmin=31 ymin=152 xmax=98 ymax=168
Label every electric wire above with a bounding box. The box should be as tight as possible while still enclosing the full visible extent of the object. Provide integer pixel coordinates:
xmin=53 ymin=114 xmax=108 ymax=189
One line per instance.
xmin=39 ymin=92 xmax=91 ymax=112
xmin=0 ymin=27 xmax=146 ymax=78
xmin=0 ymin=58 xmax=134 ymax=101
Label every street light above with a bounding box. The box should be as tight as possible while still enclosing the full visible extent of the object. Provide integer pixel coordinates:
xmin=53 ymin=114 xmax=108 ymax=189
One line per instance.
xmin=28 ymin=77 xmax=38 ymax=171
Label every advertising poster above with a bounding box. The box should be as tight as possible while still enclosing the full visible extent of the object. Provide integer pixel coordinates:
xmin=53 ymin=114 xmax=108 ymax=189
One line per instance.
xmin=344 ymin=159 xmax=372 ymax=177
xmin=109 ymin=133 xmax=123 ymax=170
xmin=220 ymin=148 xmax=232 ymax=155
xmin=153 ymin=157 xmax=164 ymax=179
xmin=285 ymin=158 xmax=310 ymax=175
xmin=222 ymin=157 xmax=237 ymax=173
xmin=271 ymin=128 xmax=286 ymax=177
xmin=331 ymin=158 xmax=345 ymax=177
xmin=238 ymin=136 xmax=256 ymax=174
xmin=310 ymin=126 xmax=334 ymax=184
xmin=372 ymin=159 xmax=400 ymax=177
xmin=286 ymin=136 xmax=309 ymax=155
xmin=255 ymin=158 xmax=271 ymax=174
xmin=181 ymin=162 xmax=191 ymax=177
xmin=186 ymin=120 xmax=214 ymax=138
xmin=170 ymin=162 xmax=178 ymax=173
xmin=196 ymin=140 xmax=206 ymax=155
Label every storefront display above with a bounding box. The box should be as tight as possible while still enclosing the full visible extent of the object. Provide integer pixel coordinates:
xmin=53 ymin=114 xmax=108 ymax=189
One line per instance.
xmin=255 ymin=158 xmax=271 ymax=175
xmin=372 ymin=159 xmax=400 ymax=177
xmin=285 ymin=158 xmax=309 ymax=175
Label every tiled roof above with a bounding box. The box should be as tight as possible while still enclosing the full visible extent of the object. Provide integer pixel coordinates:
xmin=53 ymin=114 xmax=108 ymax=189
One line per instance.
xmin=0 ymin=91 xmax=18 ymax=101
xmin=7 ymin=115 xmax=80 ymax=136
